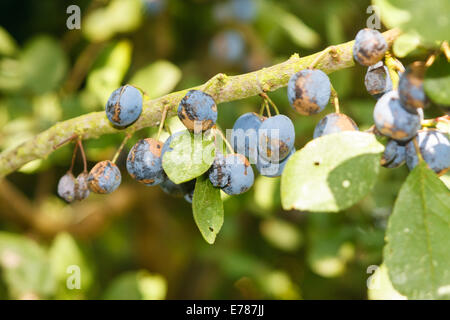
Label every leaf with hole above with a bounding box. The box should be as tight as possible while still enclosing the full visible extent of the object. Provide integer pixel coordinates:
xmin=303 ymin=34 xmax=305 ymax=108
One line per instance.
xmin=162 ymin=131 xmax=215 ymax=184
xmin=384 ymin=162 xmax=450 ymax=299
xmin=281 ymin=131 xmax=384 ymax=212
xmin=192 ymin=175 xmax=224 ymax=244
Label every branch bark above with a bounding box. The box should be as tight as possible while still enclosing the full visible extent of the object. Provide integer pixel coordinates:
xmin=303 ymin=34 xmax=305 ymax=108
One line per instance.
xmin=0 ymin=29 xmax=401 ymax=178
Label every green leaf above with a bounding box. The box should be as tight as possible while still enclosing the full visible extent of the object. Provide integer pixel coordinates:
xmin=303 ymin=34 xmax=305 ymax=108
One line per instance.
xmin=129 ymin=60 xmax=182 ymax=99
xmin=0 ymin=26 xmax=18 ymax=56
xmin=373 ymin=0 xmax=450 ymax=43
xmin=306 ymin=213 xmax=354 ymax=278
xmin=86 ymin=40 xmax=132 ymax=106
xmin=193 ymin=175 xmax=224 ymax=244
xmin=372 ymin=0 xmax=411 ymax=29
xmin=260 ymin=2 xmax=320 ymax=49
xmin=20 ymin=36 xmax=68 ymax=94
xmin=253 ymin=175 xmax=280 ymax=215
xmin=162 ymin=131 xmax=215 ymax=184
xmin=326 ymin=12 xmax=352 ymax=98
xmin=384 ymin=162 xmax=450 ymax=299
xmin=260 ymin=218 xmax=302 ymax=252
xmin=49 ymin=232 xmax=93 ymax=299
xmin=281 ymin=132 xmax=384 ymax=212
xmin=83 ymin=0 xmax=143 ymax=42
xmin=424 ymin=56 xmax=450 ymax=106
xmin=393 ymin=32 xmax=421 ymax=58
xmin=440 ymin=171 xmax=450 ymax=189
xmin=0 ymin=232 xmax=54 ymax=299
xmin=367 ymin=264 xmax=407 ymax=300
xmin=103 ymin=270 xmax=167 ymax=300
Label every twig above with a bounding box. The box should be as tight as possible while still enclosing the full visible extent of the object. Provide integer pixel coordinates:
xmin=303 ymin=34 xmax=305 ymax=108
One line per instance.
xmin=309 ymin=46 xmax=338 ymax=69
xmin=0 ymin=29 xmax=401 ymax=178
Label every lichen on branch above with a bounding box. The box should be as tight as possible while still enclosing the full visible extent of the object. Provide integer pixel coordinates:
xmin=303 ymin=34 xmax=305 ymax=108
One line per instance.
xmin=0 ymin=29 xmax=400 ymax=178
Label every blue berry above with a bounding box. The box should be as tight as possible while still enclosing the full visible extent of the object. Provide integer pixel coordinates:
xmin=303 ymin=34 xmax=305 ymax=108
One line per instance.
xmin=399 ymin=62 xmax=428 ymax=113
xmin=313 ymin=113 xmax=359 ymax=139
xmin=288 ymin=69 xmax=331 ymax=116
xmin=142 ymin=0 xmax=165 ymax=16
xmin=353 ymin=28 xmax=387 ymax=66
xmin=256 ymin=148 xmax=295 ymax=177
xmin=178 ymin=90 xmax=217 ymax=132
xmin=222 ymin=154 xmax=254 ymax=195
xmin=184 ymin=188 xmax=195 ymax=204
xmin=209 ymin=30 xmax=245 ymax=63
xmin=231 ymin=112 xmax=265 ymax=163
xmin=213 ymin=0 xmax=257 ymax=23
xmin=258 ymin=114 xmax=295 ymax=162
xmin=127 ymin=138 xmax=165 ymax=186
xmin=75 ymin=172 xmax=90 ymax=200
xmin=106 ymin=85 xmax=143 ymax=128
xmin=373 ymin=90 xmax=421 ymax=142
xmin=381 ymin=140 xmax=406 ymax=168
xmin=365 ymin=61 xmax=393 ymax=99
xmin=230 ymin=0 xmax=257 ymax=22
xmin=209 ymin=153 xmax=230 ymax=188
xmin=88 ymin=160 xmax=122 ymax=194
xmin=405 ymin=130 xmax=450 ymax=175
xmin=58 ymin=172 xmax=76 ymax=202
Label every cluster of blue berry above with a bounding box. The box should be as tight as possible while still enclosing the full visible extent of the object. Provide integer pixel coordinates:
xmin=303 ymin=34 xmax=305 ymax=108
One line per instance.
xmin=354 ymin=28 xmax=449 ymax=174
xmin=57 ymin=28 xmax=449 ymax=204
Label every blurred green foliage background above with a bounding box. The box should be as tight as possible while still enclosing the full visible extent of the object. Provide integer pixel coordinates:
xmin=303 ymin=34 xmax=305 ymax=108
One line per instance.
xmin=0 ymin=0 xmax=435 ymax=299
